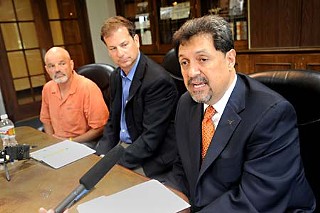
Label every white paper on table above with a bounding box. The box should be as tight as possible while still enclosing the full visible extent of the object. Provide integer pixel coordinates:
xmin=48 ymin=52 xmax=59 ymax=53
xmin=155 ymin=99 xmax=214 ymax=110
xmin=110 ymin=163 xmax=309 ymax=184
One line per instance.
xmin=30 ymin=140 xmax=95 ymax=169
xmin=77 ymin=179 xmax=190 ymax=213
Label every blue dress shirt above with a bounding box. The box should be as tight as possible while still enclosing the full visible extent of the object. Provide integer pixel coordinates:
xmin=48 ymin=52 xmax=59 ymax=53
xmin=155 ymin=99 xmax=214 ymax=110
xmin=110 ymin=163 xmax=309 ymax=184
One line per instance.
xmin=119 ymin=53 xmax=140 ymax=143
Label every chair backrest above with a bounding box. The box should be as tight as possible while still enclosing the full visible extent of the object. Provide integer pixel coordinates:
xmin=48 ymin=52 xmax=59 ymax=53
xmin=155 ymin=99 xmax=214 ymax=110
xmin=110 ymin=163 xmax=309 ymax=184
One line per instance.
xmin=76 ymin=63 xmax=115 ymax=108
xmin=249 ymin=69 xmax=320 ymax=209
xmin=161 ymin=48 xmax=187 ymax=98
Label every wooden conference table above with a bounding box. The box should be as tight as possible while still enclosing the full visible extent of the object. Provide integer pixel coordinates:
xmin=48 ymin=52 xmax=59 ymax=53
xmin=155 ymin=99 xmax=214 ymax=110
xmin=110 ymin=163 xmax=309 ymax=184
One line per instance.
xmin=0 ymin=126 xmax=189 ymax=213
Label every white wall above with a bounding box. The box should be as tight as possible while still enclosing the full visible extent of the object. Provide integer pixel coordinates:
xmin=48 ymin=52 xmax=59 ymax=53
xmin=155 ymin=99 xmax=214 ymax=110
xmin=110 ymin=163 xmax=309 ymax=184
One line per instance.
xmin=0 ymin=0 xmax=117 ymax=113
xmin=86 ymin=0 xmax=116 ymax=66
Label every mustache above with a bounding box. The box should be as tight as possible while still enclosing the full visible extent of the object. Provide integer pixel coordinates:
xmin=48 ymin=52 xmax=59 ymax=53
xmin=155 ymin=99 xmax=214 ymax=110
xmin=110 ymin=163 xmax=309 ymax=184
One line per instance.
xmin=54 ymin=71 xmax=66 ymax=79
xmin=187 ymin=75 xmax=208 ymax=85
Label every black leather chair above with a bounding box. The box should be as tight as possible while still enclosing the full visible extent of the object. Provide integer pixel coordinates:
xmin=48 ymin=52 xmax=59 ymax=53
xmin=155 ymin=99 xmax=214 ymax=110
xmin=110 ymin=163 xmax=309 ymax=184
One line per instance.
xmin=249 ymin=70 xmax=320 ymax=211
xmin=162 ymin=48 xmax=187 ymax=98
xmin=76 ymin=63 xmax=115 ymax=108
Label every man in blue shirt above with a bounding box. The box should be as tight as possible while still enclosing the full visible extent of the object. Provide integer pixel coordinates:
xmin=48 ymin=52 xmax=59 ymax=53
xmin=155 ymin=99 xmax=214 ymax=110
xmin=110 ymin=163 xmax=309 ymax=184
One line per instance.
xmin=96 ymin=16 xmax=178 ymax=180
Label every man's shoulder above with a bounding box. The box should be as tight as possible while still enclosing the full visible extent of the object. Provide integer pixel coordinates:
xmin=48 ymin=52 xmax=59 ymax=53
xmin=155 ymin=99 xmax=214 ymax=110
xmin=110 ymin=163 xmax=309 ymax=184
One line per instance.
xmin=74 ymin=74 xmax=102 ymax=94
xmin=42 ymin=80 xmax=56 ymax=91
xmin=140 ymin=54 xmax=173 ymax=80
xmin=142 ymin=54 xmax=165 ymax=71
xmin=238 ymin=73 xmax=285 ymax=102
xmin=179 ymin=92 xmax=194 ymax=106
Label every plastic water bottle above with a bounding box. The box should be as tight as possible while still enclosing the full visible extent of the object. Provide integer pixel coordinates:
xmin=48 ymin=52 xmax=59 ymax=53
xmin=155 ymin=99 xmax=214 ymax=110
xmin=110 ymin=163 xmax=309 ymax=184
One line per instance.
xmin=0 ymin=114 xmax=18 ymax=148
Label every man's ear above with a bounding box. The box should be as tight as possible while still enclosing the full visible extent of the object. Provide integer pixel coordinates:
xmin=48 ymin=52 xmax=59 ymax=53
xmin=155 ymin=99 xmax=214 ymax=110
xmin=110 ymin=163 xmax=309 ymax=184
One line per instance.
xmin=70 ymin=59 xmax=74 ymax=70
xmin=133 ymin=34 xmax=140 ymax=47
xmin=226 ymin=49 xmax=236 ymax=68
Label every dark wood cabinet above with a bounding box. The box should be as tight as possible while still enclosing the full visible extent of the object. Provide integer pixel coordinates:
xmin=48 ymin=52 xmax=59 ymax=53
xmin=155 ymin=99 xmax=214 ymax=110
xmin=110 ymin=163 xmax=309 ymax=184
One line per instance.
xmin=249 ymin=0 xmax=320 ymax=49
xmin=115 ymin=0 xmax=198 ymax=62
xmin=236 ymin=51 xmax=320 ymax=74
xmin=298 ymin=54 xmax=320 ymax=71
xmin=249 ymin=0 xmax=301 ymax=49
xmin=235 ymin=54 xmax=250 ymax=73
xmin=300 ymin=0 xmax=320 ymax=47
xmin=115 ymin=0 xmax=249 ymax=63
xmin=115 ymin=0 xmax=320 ymax=74
xmin=249 ymin=53 xmax=296 ymax=72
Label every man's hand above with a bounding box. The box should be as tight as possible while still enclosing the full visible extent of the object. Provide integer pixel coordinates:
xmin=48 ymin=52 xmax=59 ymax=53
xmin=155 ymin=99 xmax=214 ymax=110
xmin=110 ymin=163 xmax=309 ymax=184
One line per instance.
xmin=39 ymin=208 xmax=55 ymax=213
xmin=39 ymin=207 xmax=69 ymax=213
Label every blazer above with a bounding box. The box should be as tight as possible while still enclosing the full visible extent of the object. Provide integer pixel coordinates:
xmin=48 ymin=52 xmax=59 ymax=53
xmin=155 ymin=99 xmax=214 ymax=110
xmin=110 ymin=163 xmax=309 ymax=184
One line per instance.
xmin=171 ymin=73 xmax=316 ymax=212
xmin=96 ymin=53 xmax=178 ymax=179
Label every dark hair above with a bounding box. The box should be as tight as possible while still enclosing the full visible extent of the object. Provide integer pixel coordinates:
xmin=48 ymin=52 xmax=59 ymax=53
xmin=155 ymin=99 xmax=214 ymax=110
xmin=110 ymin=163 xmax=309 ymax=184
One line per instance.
xmin=173 ymin=15 xmax=234 ymax=55
xmin=100 ymin=16 xmax=136 ymax=44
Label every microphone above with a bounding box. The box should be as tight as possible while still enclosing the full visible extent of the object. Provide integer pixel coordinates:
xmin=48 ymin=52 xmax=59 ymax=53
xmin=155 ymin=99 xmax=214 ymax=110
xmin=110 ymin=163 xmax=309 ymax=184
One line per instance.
xmin=54 ymin=144 xmax=125 ymax=213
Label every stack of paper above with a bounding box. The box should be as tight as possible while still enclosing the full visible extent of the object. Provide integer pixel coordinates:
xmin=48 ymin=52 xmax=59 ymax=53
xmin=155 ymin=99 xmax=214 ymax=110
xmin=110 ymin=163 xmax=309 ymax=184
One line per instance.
xmin=77 ymin=179 xmax=190 ymax=213
xmin=30 ymin=140 xmax=95 ymax=169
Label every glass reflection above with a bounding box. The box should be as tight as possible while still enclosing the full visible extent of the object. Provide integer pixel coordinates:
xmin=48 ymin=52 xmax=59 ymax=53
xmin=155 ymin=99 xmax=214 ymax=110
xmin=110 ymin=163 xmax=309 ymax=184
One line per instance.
xmin=0 ymin=0 xmax=15 ymax=21
xmin=26 ymin=50 xmax=44 ymax=75
xmin=50 ymin=21 xmax=64 ymax=45
xmin=19 ymin=22 xmax=39 ymax=48
xmin=7 ymin=51 xmax=28 ymax=78
xmin=1 ymin=23 xmax=22 ymax=50
xmin=15 ymin=0 xmax=34 ymax=21
xmin=46 ymin=0 xmax=60 ymax=19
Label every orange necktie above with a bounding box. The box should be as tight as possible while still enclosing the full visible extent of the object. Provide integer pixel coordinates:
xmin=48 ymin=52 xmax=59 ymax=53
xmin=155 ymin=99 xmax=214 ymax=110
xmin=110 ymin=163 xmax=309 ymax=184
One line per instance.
xmin=201 ymin=106 xmax=216 ymax=160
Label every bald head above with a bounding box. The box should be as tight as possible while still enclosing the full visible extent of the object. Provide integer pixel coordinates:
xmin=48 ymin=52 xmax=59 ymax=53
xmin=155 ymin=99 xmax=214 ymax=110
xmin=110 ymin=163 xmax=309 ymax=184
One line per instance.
xmin=44 ymin=47 xmax=74 ymax=84
xmin=45 ymin=47 xmax=71 ymax=64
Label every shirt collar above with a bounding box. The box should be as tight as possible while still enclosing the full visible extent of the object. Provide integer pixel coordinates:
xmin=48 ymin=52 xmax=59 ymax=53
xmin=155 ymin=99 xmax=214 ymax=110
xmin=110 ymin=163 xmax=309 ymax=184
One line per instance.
xmin=120 ymin=52 xmax=141 ymax=81
xmin=204 ymin=74 xmax=237 ymax=114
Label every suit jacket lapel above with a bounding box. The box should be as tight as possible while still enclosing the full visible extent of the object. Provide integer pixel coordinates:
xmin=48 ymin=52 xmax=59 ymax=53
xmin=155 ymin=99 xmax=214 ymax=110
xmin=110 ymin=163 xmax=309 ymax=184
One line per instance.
xmin=188 ymin=103 xmax=203 ymax=174
xmin=199 ymin=105 xmax=241 ymax=174
xmin=199 ymin=77 xmax=246 ymax=176
xmin=128 ymin=54 xmax=146 ymax=102
xmin=112 ymin=68 xmax=123 ymax=126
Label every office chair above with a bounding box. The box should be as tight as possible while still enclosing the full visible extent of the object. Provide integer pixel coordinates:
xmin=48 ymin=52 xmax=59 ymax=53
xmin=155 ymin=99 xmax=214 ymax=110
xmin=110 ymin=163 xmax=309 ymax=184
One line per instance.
xmin=76 ymin=63 xmax=115 ymax=108
xmin=249 ymin=70 xmax=320 ymax=211
xmin=162 ymin=48 xmax=187 ymax=98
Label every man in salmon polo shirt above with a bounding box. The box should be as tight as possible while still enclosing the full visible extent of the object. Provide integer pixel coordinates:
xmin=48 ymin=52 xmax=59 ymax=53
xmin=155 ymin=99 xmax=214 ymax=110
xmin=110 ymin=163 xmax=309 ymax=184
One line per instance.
xmin=40 ymin=47 xmax=109 ymax=148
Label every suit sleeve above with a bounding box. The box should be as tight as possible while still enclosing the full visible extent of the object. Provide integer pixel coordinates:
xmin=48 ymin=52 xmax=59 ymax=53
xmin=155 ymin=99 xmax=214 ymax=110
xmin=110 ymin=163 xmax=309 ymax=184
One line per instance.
xmin=164 ymin=97 xmax=190 ymax=196
xmin=118 ymin=76 xmax=178 ymax=168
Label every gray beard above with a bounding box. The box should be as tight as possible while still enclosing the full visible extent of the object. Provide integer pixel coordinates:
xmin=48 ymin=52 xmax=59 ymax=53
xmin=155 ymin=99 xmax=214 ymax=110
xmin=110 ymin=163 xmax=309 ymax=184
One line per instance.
xmin=54 ymin=75 xmax=68 ymax=84
xmin=190 ymin=90 xmax=212 ymax=104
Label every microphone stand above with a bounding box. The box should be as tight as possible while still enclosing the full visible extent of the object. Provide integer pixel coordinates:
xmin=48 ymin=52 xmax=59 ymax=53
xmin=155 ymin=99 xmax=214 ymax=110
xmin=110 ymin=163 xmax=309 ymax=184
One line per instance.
xmin=0 ymin=149 xmax=10 ymax=181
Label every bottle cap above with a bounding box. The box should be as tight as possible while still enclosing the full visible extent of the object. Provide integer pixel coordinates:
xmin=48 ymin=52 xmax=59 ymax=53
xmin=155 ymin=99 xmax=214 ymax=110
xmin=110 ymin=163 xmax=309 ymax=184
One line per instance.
xmin=0 ymin=114 xmax=8 ymax=120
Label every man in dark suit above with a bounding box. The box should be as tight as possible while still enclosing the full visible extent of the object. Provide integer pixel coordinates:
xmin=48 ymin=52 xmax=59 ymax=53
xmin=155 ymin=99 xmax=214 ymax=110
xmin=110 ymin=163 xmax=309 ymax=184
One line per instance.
xmin=95 ymin=16 xmax=178 ymax=180
xmin=168 ymin=15 xmax=316 ymax=212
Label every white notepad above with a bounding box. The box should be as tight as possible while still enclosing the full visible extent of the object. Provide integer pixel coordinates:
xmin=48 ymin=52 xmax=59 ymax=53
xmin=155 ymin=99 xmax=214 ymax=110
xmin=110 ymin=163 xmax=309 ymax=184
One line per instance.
xmin=77 ymin=179 xmax=190 ymax=213
xmin=30 ymin=140 xmax=95 ymax=169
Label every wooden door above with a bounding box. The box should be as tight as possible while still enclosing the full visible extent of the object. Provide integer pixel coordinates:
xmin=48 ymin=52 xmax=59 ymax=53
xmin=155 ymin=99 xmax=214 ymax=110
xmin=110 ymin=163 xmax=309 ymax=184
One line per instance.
xmin=0 ymin=0 xmax=94 ymax=122
xmin=249 ymin=0 xmax=301 ymax=49
xmin=300 ymin=0 xmax=320 ymax=47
